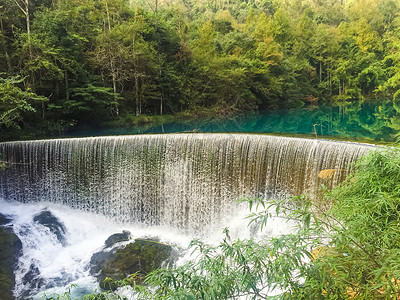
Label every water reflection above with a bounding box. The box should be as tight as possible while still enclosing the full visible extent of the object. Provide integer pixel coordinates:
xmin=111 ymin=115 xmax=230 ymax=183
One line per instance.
xmin=71 ymin=100 xmax=400 ymax=143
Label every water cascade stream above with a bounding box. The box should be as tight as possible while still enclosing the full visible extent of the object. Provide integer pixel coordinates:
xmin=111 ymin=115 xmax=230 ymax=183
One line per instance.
xmin=0 ymin=134 xmax=374 ymax=298
xmin=0 ymin=134 xmax=372 ymax=233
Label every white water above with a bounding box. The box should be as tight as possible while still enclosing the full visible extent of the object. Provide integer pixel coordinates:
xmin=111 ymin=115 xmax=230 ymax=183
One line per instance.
xmin=0 ymin=199 xmax=194 ymax=299
xmin=2 ymin=198 xmax=289 ymax=299
xmin=0 ymin=134 xmax=371 ymax=234
xmin=0 ymin=134 xmax=375 ymax=298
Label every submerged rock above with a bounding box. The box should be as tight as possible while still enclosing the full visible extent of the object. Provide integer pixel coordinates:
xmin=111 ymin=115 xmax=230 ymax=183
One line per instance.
xmin=90 ymin=237 xmax=177 ymax=290
xmin=0 ymin=213 xmax=22 ymax=300
xmin=33 ymin=210 xmax=67 ymax=245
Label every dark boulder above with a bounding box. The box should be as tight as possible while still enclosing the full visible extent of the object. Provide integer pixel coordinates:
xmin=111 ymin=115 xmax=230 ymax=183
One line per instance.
xmin=0 ymin=214 xmax=12 ymax=226
xmin=104 ymin=231 xmax=131 ymax=248
xmin=0 ymin=213 xmax=22 ymax=300
xmin=33 ymin=210 xmax=67 ymax=245
xmin=90 ymin=238 xmax=177 ymax=290
xmin=21 ymin=263 xmax=45 ymax=290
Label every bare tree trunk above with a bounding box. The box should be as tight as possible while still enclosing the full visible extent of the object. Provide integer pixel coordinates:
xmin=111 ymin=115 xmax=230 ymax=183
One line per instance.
xmin=105 ymin=0 xmax=119 ymax=116
xmin=135 ymin=73 xmax=140 ymax=116
xmin=24 ymin=0 xmax=32 ymax=59
xmin=112 ymin=69 xmax=118 ymax=115
xmin=13 ymin=0 xmax=33 ymax=88
xmin=65 ymin=70 xmax=69 ymax=100
xmin=0 ymin=18 xmax=11 ymax=72
xmin=133 ymin=7 xmax=137 ymax=48
xmin=328 ymin=62 xmax=332 ymax=95
xmin=319 ymin=61 xmax=322 ymax=83
xmin=139 ymin=77 xmax=142 ymax=116
xmin=160 ymin=93 xmax=163 ymax=115
xmin=25 ymin=0 xmax=30 ymax=35
xmin=105 ymin=0 xmax=112 ymax=31
xmin=13 ymin=0 xmax=31 ymax=58
xmin=13 ymin=0 xmax=30 ymax=34
xmin=155 ymin=0 xmax=158 ymax=30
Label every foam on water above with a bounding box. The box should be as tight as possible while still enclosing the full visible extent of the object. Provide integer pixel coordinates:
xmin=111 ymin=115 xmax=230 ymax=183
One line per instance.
xmin=0 ymin=199 xmax=193 ymax=298
xmin=0 ymin=134 xmax=371 ymax=234
xmin=1 ymin=198 xmax=296 ymax=299
xmin=0 ymin=134 xmax=374 ymax=298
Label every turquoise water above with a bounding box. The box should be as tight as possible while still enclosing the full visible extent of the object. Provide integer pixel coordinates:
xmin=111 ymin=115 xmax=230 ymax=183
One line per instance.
xmin=71 ymin=100 xmax=400 ymax=143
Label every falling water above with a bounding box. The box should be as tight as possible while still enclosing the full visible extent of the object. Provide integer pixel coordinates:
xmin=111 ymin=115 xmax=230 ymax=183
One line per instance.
xmin=0 ymin=134 xmax=372 ymax=234
xmin=0 ymin=199 xmax=193 ymax=299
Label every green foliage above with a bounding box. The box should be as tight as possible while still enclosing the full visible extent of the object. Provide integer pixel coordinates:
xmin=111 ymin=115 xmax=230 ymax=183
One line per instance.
xmin=65 ymin=83 xmax=117 ymax=119
xmin=1 ymin=0 xmax=400 ymax=139
xmin=45 ymin=146 xmax=400 ymax=298
xmin=0 ymin=76 xmax=47 ymax=128
xmin=320 ymin=147 xmax=400 ymax=297
xmin=125 ymin=146 xmax=400 ymax=299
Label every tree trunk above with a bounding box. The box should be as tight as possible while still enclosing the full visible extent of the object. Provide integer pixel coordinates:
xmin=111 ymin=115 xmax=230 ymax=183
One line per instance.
xmin=0 ymin=19 xmax=12 ymax=72
xmin=105 ymin=0 xmax=112 ymax=31
xmin=139 ymin=77 xmax=142 ymax=115
xmin=328 ymin=71 xmax=331 ymax=95
xmin=155 ymin=0 xmax=158 ymax=30
xmin=41 ymin=102 xmax=45 ymax=120
xmin=24 ymin=0 xmax=32 ymax=60
xmin=160 ymin=93 xmax=163 ymax=116
xmin=13 ymin=0 xmax=31 ymax=57
xmin=105 ymin=0 xmax=118 ymax=116
xmin=65 ymin=70 xmax=69 ymax=100
xmin=319 ymin=61 xmax=322 ymax=83
xmin=112 ymin=67 xmax=118 ymax=116
xmin=135 ymin=73 xmax=140 ymax=116
xmin=25 ymin=0 xmax=30 ymax=35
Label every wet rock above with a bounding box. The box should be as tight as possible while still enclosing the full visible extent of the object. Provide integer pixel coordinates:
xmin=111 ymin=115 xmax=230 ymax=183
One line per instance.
xmin=33 ymin=210 xmax=67 ymax=245
xmin=90 ymin=238 xmax=177 ymax=291
xmin=21 ymin=263 xmax=45 ymax=289
xmin=0 ymin=213 xmax=22 ymax=300
xmin=104 ymin=230 xmax=131 ymax=248
xmin=89 ymin=231 xmax=132 ymax=277
xmin=0 ymin=214 xmax=12 ymax=226
xmin=90 ymin=250 xmax=115 ymax=275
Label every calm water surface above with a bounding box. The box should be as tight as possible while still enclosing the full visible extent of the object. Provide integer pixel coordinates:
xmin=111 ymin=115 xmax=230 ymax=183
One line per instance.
xmin=70 ymin=100 xmax=400 ymax=144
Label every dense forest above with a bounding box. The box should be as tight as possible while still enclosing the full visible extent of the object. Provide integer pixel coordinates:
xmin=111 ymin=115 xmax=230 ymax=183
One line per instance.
xmin=0 ymin=0 xmax=400 ymax=139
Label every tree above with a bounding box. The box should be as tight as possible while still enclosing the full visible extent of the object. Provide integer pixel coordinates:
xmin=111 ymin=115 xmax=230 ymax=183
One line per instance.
xmin=63 ymin=81 xmax=117 ymax=121
xmin=12 ymin=0 xmax=31 ymax=35
xmin=0 ymin=76 xmax=47 ymax=128
xmin=382 ymin=15 xmax=400 ymax=100
xmin=1 ymin=0 xmax=400 ymax=138
xmin=90 ymin=8 xmax=159 ymax=117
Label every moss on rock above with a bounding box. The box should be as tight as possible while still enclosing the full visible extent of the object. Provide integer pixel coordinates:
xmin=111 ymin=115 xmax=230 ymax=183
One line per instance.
xmin=0 ymin=215 xmax=22 ymax=300
xmin=91 ymin=238 xmax=176 ymax=291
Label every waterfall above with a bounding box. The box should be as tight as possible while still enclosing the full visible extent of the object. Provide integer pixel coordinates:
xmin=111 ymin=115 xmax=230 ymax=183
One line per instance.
xmin=0 ymin=134 xmax=372 ymax=233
